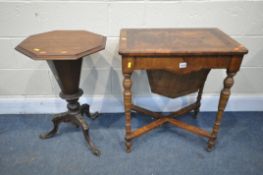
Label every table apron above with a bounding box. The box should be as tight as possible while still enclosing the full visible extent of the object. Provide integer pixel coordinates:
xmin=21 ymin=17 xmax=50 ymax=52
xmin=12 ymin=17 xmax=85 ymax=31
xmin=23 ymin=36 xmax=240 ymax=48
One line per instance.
xmin=122 ymin=56 xmax=243 ymax=74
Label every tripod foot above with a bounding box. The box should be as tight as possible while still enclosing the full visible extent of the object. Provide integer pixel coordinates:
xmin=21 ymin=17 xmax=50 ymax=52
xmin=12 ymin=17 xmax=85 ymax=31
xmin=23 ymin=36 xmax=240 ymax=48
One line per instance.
xmin=39 ymin=113 xmax=67 ymax=139
xmin=75 ymin=115 xmax=101 ymax=156
xmin=81 ymin=104 xmax=99 ymax=120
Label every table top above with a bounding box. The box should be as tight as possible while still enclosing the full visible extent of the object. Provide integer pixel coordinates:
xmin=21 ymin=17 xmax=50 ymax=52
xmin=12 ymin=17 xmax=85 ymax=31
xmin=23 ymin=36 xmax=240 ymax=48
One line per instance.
xmin=16 ymin=30 xmax=106 ymax=60
xmin=119 ymin=28 xmax=248 ymax=57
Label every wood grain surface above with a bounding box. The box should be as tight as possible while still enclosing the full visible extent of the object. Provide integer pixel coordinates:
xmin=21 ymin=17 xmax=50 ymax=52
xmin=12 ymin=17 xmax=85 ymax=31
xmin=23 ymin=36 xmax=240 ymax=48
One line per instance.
xmin=16 ymin=30 xmax=106 ymax=60
xmin=119 ymin=28 xmax=248 ymax=153
xmin=119 ymin=28 xmax=248 ymax=56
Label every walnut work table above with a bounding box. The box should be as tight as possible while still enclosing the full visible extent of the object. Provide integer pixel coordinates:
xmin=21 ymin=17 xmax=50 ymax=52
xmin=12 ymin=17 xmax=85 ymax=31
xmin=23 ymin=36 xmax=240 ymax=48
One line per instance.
xmin=119 ymin=28 xmax=248 ymax=152
xmin=16 ymin=30 xmax=106 ymax=156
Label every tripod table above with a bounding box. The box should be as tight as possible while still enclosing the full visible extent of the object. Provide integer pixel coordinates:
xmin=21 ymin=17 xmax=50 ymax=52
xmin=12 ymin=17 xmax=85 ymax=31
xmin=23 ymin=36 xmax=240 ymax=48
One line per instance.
xmin=16 ymin=30 xmax=106 ymax=156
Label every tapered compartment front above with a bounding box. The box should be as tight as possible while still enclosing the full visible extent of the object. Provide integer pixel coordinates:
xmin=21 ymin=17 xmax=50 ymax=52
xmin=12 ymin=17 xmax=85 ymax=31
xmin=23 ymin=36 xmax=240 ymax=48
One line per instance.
xmin=47 ymin=59 xmax=82 ymax=95
xmin=147 ymin=69 xmax=210 ymax=98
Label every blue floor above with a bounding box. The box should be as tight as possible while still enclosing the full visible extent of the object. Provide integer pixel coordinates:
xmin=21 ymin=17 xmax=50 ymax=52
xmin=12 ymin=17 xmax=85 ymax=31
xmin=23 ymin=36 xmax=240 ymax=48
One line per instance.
xmin=0 ymin=112 xmax=263 ymax=175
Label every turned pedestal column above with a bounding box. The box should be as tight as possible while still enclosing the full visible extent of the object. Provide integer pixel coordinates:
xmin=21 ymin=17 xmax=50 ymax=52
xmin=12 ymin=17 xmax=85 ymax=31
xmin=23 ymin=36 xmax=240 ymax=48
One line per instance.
xmin=15 ymin=30 xmax=106 ymax=156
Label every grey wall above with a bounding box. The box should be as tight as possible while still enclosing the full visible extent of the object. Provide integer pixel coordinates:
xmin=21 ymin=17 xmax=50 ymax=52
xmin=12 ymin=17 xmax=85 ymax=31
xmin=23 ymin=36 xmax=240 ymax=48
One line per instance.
xmin=0 ymin=1 xmax=262 ymax=112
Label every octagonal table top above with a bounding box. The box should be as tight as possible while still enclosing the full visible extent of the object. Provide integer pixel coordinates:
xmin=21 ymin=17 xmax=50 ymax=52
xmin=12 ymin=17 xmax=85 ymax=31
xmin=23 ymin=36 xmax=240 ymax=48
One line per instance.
xmin=16 ymin=30 xmax=106 ymax=60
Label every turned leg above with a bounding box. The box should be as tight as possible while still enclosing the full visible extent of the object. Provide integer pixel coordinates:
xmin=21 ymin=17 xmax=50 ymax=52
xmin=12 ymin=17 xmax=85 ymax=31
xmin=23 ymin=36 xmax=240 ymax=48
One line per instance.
xmin=193 ymin=83 xmax=205 ymax=119
xmin=194 ymin=69 xmax=210 ymax=119
xmin=123 ymin=73 xmax=133 ymax=152
xmin=39 ymin=112 xmax=70 ymax=139
xmin=74 ymin=114 xmax=101 ymax=156
xmin=81 ymin=104 xmax=99 ymax=120
xmin=207 ymin=70 xmax=236 ymax=151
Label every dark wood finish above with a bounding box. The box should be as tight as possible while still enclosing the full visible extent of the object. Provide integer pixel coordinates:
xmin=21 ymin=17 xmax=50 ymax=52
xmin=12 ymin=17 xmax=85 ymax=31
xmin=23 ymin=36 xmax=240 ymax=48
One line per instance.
xmin=15 ymin=30 xmax=106 ymax=156
xmin=47 ymin=59 xmax=82 ymax=95
xmin=16 ymin=30 xmax=106 ymax=60
xmin=147 ymin=69 xmax=210 ymax=98
xmin=119 ymin=28 xmax=248 ymax=152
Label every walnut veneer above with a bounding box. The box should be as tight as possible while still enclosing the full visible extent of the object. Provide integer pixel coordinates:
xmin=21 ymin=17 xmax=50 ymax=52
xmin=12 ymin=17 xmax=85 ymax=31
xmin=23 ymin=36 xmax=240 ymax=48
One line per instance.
xmin=16 ymin=30 xmax=106 ymax=156
xmin=119 ymin=28 xmax=248 ymax=152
